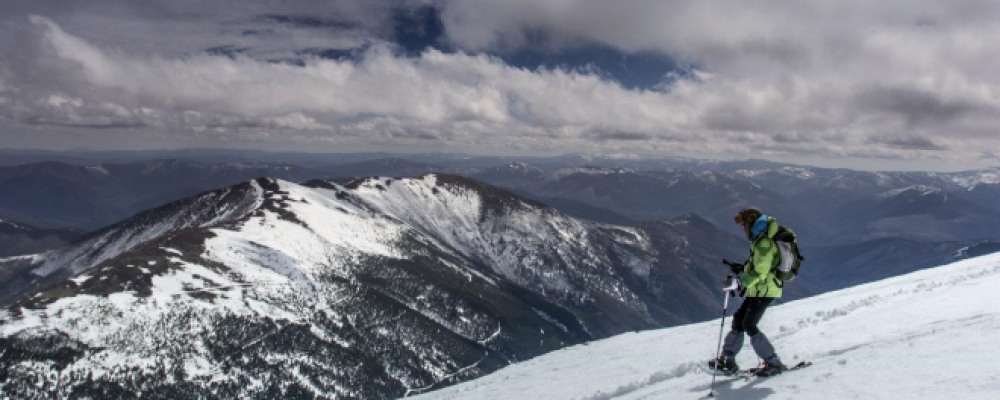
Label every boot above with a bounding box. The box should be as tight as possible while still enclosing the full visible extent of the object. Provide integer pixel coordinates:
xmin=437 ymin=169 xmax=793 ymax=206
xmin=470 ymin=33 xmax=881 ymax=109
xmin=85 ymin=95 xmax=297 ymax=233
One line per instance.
xmin=708 ymin=356 xmax=739 ymax=374
xmin=754 ymin=360 xmax=787 ymax=377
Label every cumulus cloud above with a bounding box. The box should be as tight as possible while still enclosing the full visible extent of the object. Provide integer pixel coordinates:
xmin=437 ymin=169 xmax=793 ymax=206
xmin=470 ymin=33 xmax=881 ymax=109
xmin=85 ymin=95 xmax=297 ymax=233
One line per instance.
xmin=435 ymin=1 xmax=1000 ymax=155
xmin=3 ymin=16 xmax=696 ymax=149
xmin=1 ymin=1 xmax=999 ymax=165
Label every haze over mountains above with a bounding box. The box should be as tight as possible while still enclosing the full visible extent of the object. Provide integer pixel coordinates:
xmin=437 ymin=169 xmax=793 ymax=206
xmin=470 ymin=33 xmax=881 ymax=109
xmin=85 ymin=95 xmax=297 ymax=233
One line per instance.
xmin=0 ymin=159 xmax=323 ymax=230
xmin=5 ymin=150 xmax=1000 ymax=241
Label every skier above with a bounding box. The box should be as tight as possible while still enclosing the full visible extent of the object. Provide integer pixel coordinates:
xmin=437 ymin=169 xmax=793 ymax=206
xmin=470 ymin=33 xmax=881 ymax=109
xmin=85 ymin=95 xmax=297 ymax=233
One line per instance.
xmin=709 ymin=206 xmax=787 ymax=377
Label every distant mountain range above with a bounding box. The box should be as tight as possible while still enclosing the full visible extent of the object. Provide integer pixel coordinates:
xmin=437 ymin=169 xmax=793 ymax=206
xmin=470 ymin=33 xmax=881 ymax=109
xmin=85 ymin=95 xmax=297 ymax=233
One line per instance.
xmin=833 ymin=185 xmax=1000 ymax=242
xmin=468 ymin=165 xmax=832 ymax=243
xmin=0 ymin=160 xmax=324 ymax=230
xmin=802 ymin=237 xmax=1000 ymax=292
xmin=0 ymin=219 xmax=83 ymax=258
xmin=315 ymin=159 xmax=1000 ymax=246
xmin=4 ymin=154 xmax=1000 ymax=289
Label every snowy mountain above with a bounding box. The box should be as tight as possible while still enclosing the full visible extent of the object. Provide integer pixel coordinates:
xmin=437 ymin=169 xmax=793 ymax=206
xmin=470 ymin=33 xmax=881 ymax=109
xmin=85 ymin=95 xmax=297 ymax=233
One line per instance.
xmin=0 ymin=174 xmax=770 ymax=399
xmin=467 ymin=163 xmax=547 ymax=188
xmin=831 ymin=185 xmax=1000 ymax=242
xmin=0 ymin=179 xmax=265 ymax=306
xmin=960 ymin=182 xmax=1000 ymax=211
xmin=468 ymin=164 xmax=1000 ymax=300
xmin=471 ymin=167 xmax=831 ymax=244
xmin=802 ymin=237 xmax=1000 ymax=292
xmin=730 ymin=165 xmax=1000 ymax=193
xmin=416 ymin=252 xmax=1000 ymax=400
xmin=730 ymin=166 xmax=1000 ymax=217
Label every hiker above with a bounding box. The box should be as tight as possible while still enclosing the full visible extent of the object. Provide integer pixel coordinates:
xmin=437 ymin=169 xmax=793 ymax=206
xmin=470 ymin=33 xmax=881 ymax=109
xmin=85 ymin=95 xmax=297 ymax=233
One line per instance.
xmin=709 ymin=206 xmax=787 ymax=377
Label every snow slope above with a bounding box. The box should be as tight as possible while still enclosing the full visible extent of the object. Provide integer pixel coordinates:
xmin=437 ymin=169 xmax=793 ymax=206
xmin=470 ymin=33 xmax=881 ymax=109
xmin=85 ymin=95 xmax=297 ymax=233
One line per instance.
xmin=417 ymin=253 xmax=1000 ymax=400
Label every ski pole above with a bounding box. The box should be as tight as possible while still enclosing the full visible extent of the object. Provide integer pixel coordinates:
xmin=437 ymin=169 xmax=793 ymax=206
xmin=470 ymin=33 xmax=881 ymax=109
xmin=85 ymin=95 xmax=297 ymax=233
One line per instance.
xmin=709 ymin=275 xmax=739 ymax=398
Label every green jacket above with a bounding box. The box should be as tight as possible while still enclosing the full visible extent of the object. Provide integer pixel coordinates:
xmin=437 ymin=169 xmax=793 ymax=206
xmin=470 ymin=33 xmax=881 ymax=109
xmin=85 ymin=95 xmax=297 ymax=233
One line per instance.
xmin=741 ymin=216 xmax=783 ymax=298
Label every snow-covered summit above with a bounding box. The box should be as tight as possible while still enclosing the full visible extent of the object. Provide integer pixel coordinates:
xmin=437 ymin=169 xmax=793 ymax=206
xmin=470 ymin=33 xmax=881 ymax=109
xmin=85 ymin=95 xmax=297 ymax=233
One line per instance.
xmin=551 ymin=166 xmax=637 ymax=180
xmin=84 ymin=164 xmax=110 ymax=175
xmin=947 ymin=167 xmax=1000 ymax=189
xmin=0 ymin=178 xmax=266 ymax=305
xmin=0 ymin=219 xmax=28 ymax=231
xmin=734 ymin=166 xmax=817 ymax=180
xmin=491 ymin=162 xmax=539 ymax=172
xmin=877 ymin=184 xmax=944 ymax=200
xmin=417 ymin=252 xmax=1000 ymax=400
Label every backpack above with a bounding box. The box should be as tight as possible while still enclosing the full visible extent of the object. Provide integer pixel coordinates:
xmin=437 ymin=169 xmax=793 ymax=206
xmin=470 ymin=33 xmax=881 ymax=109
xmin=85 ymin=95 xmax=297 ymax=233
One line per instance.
xmin=772 ymin=226 xmax=804 ymax=281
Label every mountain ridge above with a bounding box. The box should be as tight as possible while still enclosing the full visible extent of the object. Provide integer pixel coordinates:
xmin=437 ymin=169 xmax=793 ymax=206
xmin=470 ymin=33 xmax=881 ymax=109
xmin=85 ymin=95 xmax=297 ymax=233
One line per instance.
xmin=0 ymin=174 xmax=758 ymax=399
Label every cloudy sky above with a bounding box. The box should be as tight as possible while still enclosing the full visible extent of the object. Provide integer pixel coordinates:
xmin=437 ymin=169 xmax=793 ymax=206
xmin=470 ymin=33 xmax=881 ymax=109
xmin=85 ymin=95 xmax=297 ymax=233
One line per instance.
xmin=1 ymin=1 xmax=999 ymax=171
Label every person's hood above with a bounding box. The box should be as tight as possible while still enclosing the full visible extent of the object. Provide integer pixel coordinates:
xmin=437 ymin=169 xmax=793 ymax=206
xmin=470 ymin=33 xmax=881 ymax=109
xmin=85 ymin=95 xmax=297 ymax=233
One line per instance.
xmin=750 ymin=215 xmax=778 ymax=241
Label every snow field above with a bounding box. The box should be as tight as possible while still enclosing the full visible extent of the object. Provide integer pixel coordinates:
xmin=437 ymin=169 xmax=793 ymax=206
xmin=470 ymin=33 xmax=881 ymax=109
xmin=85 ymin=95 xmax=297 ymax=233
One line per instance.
xmin=417 ymin=253 xmax=1000 ymax=400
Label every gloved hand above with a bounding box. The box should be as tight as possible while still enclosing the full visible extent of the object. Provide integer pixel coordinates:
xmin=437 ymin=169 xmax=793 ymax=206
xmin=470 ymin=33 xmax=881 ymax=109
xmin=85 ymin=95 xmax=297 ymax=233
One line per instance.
xmin=722 ymin=259 xmax=744 ymax=275
xmin=722 ymin=275 xmax=740 ymax=292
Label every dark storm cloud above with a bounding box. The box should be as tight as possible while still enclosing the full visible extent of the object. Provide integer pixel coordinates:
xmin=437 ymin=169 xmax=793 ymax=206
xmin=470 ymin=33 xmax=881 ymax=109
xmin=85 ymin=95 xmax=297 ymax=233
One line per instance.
xmin=873 ymin=136 xmax=947 ymax=151
xmin=857 ymin=86 xmax=985 ymax=126
xmin=591 ymin=131 xmax=653 ymax=142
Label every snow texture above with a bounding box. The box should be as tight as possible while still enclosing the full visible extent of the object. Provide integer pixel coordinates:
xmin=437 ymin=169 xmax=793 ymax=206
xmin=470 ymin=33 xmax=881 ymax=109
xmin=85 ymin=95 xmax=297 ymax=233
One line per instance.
xmin=877 ymin=184 xmax=943 ymax=200
xmin=0 ymin=179 xmax=265 ymax=305
xmin=418 ymin=252 xmax=1000 ymax=400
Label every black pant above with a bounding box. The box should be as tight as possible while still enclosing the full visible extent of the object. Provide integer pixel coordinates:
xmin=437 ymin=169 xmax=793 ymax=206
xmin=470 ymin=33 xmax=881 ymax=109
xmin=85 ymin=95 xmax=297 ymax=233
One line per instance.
xmin=732 ymin=297 xmax=774 ymax=336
